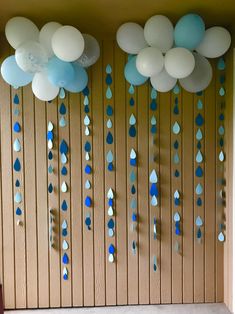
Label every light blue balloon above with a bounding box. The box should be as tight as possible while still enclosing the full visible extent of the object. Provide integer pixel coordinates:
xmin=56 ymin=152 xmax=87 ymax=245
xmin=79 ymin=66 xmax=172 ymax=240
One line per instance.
xmin=124 ymin=56 xmax=148 ymax=86
xmin=174 ymin=14 xmax=205 ymax=50
xmin=1 ymin=55 xmax=33 ymax=88
xmin=64 ymin=63 xmax=88 ymax=93
xmin=47 ymin=56 xmax=75 ymax=88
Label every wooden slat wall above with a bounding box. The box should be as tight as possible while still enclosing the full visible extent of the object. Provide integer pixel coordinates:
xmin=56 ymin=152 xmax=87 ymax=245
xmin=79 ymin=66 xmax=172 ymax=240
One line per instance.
xmin=0 ymin=41 xmax=231 ymax=309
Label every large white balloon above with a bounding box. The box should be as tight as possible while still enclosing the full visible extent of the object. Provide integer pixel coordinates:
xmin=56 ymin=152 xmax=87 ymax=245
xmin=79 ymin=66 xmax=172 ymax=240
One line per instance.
xmin=77 ymin=34 xmax=100 ymax=67
xmin=196 ymin=26 xmax=231 ymax=58
xmin=32 ymin=72 xmax=59 ymax=101
xmin=5 ymin=17 xmax=39 ymax=49
xmin=150 ymin=68 xmax=177 ymax=92
xmin=165 ymin=47 xmax=195 ymax=79
xmin=52 ymin=26 xmax=85 ymax=62
xmin=116 ymin=22 xmax=148 ymax=54
xmin=144 ymin=15 xmax=174 ymax=53
xmin=179 ymin=53 xmax=212 ymax=93
xmin=136 ymin=47 xmax=164 ymax=77
xmin=15 ymin=41 xmax=48 ymax=73
xmin=39 ymin=22 xmax=62 ymax=57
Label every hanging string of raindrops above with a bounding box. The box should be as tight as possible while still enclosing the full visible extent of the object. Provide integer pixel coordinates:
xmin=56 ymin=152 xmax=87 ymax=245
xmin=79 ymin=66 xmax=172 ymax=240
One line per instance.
xmin=149 ymin=87 xmax=159 ymax=272
xmin=105 ymin=64 xmax=116 ymax=263
xmin=217 ymin=57 xmax=226 ymax=243
xmin=195 ymin=90 xmax=204 ymax=243
xmin=83 ymin=86 xmax=93 ymax=232
xmin=13 ymin=92 xmax=23 ymax=226
xmin=172 ymin=84 xmax=182 ymax=253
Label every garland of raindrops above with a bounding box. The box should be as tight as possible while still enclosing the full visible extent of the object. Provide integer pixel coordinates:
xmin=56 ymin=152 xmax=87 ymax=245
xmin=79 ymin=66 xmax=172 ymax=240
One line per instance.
xmin=59 ymin=101 xmax=69 ymax=281
xmin=84 ymin=86 xmax=93 ymax=232
xmin=195 ymin=91 xmax=204 ymax=242
xmin=105 ymin=64 xmax=116 ymax=263
xmin=128 ymin=83 xmax=138 ymax=255
xmin=172 ymin=84 xmax=182 ymax=254
xmin=149 ymin=87 xmax=159 ymax=272
xmin=217 ymin=57 xmax=226 ymax=243
xmin=13 ymin=92 xmax=23 ymax=225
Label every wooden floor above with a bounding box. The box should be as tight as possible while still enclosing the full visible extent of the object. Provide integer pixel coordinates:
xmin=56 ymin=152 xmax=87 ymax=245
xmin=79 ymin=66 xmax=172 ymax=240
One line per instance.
xmin=6 ymin=304 xmax=231 ymax=314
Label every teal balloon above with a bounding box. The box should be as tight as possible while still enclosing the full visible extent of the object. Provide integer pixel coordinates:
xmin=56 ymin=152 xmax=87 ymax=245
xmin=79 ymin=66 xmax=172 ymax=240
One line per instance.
xmin=64 ymin=63 xmax=88 ymax=93
xmin=174 ymin=14 xmax=205 ymax=50
xmin=1 ymin=55 xmax=33 ymax=88
xmin=124 ymin=56 xmax=148 ymax=86
xmin=47 ymin=56 xmax=74 ymax=88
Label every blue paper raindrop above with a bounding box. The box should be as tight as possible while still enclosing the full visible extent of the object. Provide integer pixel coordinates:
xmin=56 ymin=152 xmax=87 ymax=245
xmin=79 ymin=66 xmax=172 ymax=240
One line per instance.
xmin=48 ymin=183 xmax=53 ymax=193
xmin=174 ymin=140 xmax=179 ymax=149
xmin=108 ymin=199 xmax=113 ymax=206
xmin=62 ymin=253 xmax=69 ymax=264
xmin=85 ymin=196 xmax=92 ymax=207
xmin=131 ymin=185 xmax=136 ymax=194
xmin=63 ymin=273 xmax=68 ymax=280
xmin=60 ymin=140 xmax=68 ymax=154
xmin=195 ymin=114 xmax=204 ymax=126
xmin=219 ymin=138 xmax=224 ymax=147
xmin=15 ymin=179 xmax=20 ymax=187
xmin=59 ymin=103 xmax=66 ymax=115
xmin=84 ymin=105 xmax=90 ymax=113
xmin=130 ymin=158 xmax=136 ymax=166
xmin=150 ymin=183 xmax=159 ymax=197
xmin=85 ymin=165 xmax=92 ymax=174
xmin=151 ymin=125 xmax=157 ymax=134
xmin=219 ymin=113 xmax=224 ymax=121
xmin=109 ymin=244 xmax=115 ymax=254
xmin=174 ymin=198 xmax=180 ymax=206
xmin=197 ymin=228 xmax=202 ymax=239
xmin=82 ymin=86 xmax=90 ymax=96
xmin=108 ymin=162 xmax=113 ymax=171
xmin=106 ymin=74 xmax=112 ymax=85
xmin=16 ymin=207 xmax=22 ymax=216
xmin=129 ymin=97 xmax=135 ymax=106
xmin=61 ymin=200 xmax=68 ymax=211
xmin=197 ymin=141 xmax=201 ymax=149
xmin=47 ymin=131 xmax=54 ymax=141
xmin=197 ymin=197 xmax=202 ymax=206
xmin=150 ymin=100 xmax=157 ymax=111
xmin=85 ymin=216 xmax=91 ymax=228
xmin=84 ymin=141 xmax=91 ymax=152
xmin=106 ymin=132 xmax=113 ymax=144
xmin=48 ymin=151 xmax=53 ymax=160
xmin=175 ymin=170 xmax=180 ymax=177
xmin=61 ymin=166 xmax=67 ymax=176
xmin=14 ymin=94 xmax=19 ymax=104
xmin=62 ymin=229 xmax=68 ymax=237
xmin=13 ymin=122 xmax=21 ymax=133
xmin=132 ymin=213 xmax=137 ymax=222
xmin=106 ymin=105 xmax=113 ymax=116
xmin=173 ymin=105 xmax=179 ymax=115
xmin=195 ymin=166 xmax=203 ymax=177
xmin=108 ymin=219 xmax=114 ymax=229
xmin=14 ymin=158 xmax=21 ymax=172
xmin=129 ymin=126 xmax=136 ymax=137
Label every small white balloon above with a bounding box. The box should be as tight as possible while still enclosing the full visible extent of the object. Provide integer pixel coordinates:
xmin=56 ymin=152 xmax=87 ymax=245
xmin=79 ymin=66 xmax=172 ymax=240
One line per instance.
xmin=165 ymin=47 xmax=195 ymax=79
xmin=52 ymin=26 xmax=85 ymax=62
xmin=196 ymin=27 xmax=231 ymax=58
xmin=179 ymin=53 xmax=213 ymax=93
xmin=32 ymin=72 xmax=59 ymax=101
xmin=136 ymin=47 xmax=164 ymax=77
xmin=5 ymin=17 xmax=39 ymax=49
xmin=144 ymin=15 xmax=174 ymax=53
xmin=116 ymin=22 xmax=148 ymax=54
xmin=150 ymin=67 xmax=177 ymax=92
xmin=15 ymin=41 xmax=48 ymax=73
xmin=77 ymin=34 xmax=100 ymax=67
xmin=39 ymin=22 xmax=62 ymax=57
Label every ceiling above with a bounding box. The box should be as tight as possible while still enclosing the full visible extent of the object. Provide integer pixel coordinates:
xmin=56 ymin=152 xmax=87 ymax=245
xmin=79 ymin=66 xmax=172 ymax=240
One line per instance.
xmin=0 ymin=0 xmax=235 ymax=39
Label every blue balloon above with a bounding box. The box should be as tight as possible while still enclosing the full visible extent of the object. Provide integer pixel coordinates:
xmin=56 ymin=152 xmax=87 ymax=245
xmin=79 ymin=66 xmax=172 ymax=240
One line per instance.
xmin=1 ymin=55 xmax=33 ymax=88
xmin=124 ymin=56 xmax=148 ymax=86
xmin=47 ymin=56 xmax=74 ymax=88
xmin=64 ymin=63 xmax=88 ymax=93
xmin=174 ymin=14 xmax=205 ymax=50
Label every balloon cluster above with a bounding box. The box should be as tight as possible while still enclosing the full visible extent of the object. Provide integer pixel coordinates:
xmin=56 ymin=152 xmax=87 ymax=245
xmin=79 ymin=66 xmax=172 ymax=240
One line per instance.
xmin=1 ymin=17 xmax=100 ymax=101
xmin=117 ymin=14 xmax=231 ymax=93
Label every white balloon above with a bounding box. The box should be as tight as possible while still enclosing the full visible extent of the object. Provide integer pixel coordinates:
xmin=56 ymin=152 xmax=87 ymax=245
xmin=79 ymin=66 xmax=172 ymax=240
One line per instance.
xmin=136 ymin=47 xmax=164 ymax=77
xmin=179 ymin=53 xmax=212 ymax=93
xmin=15 ymin=41 xmax=48 ymax=73
xmin=144 ymin=15 xmax=174 ymax=53
xmin=116 ymin=22 xmax=148 ymax=54
xmin=5 ymin=17 xmax=39 ymax=49
xmin=32 ymin=72 xmax=59 ymax=101
xmin=39 ymin=22 xmax=62 ymax=57
xmin=196 ymin=26 xmax=231 ymax=58
xmin=165 ymin=47 xmax=195 ymax=79
xmin=150 ymin=67 xmax=177 ymax=92
xmin=77 ymin=34 xmax=100 ymax=67
xmin=52 ymin=26 xmax=85 ymax=62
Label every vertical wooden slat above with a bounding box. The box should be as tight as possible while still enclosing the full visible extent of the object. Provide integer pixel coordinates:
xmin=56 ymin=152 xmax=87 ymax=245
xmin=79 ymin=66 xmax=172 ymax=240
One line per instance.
xmin=34 ymin=98 xmax=49 ymax=308
xmin=205 ymin=63 xmax=216 ymax=302
xmin=47 ymin=99 xmax=60 ymax=307
xmin=114 ymin=43 xmax=128 ymax=306
xmin=0 ymin=79 xmax=15 ymax=309
xmin=159 ymin=92 xmax=171 ymax=304
xmin=137 ymin=83 xmax=149 ymax=304
xmin=23 ymin=85 xmax=38 ymax=308
xmin=182 ymin=90 xmax=194 ymax=303
xmin=70 ymin=92 xmax=83 ymax=307
xmin=103 ymin=40 xmax=117 ymax=305
xmin=92 ymin=42 xmax=106 ymax=306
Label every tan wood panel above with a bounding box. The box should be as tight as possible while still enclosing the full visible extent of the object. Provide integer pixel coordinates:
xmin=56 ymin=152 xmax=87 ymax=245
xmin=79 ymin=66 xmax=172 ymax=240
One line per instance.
xmin=23 ymin=85 xmax=38 ymax=308
xmin=204 ymin=63 xmax=216 ymax=302
xmin=34 ymin=98 xmax=49 ymax=308
xmin=11 ymin=88 xmax=27 ymax=308
xmin=46 ymin=99 xmax=61 ymax=307
xmin=137 ymin=83 xmax=149 ymax=305
xmin=103 ymin=40 xmax=117 ymax=305
xmin=0 ymin=79 xmax=15 ymax=309
xmin=69 ymin=92 xmax=84 ymax=307
xmin=114 ymin=43 xmax=128 ymax=306
xmin=182 ymin=90 xmax=194 ymax=303
xmin=92 ymin=42 xmax=106 ymax=306
xmin=159 ymin=92 xmax=172 ymax=304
